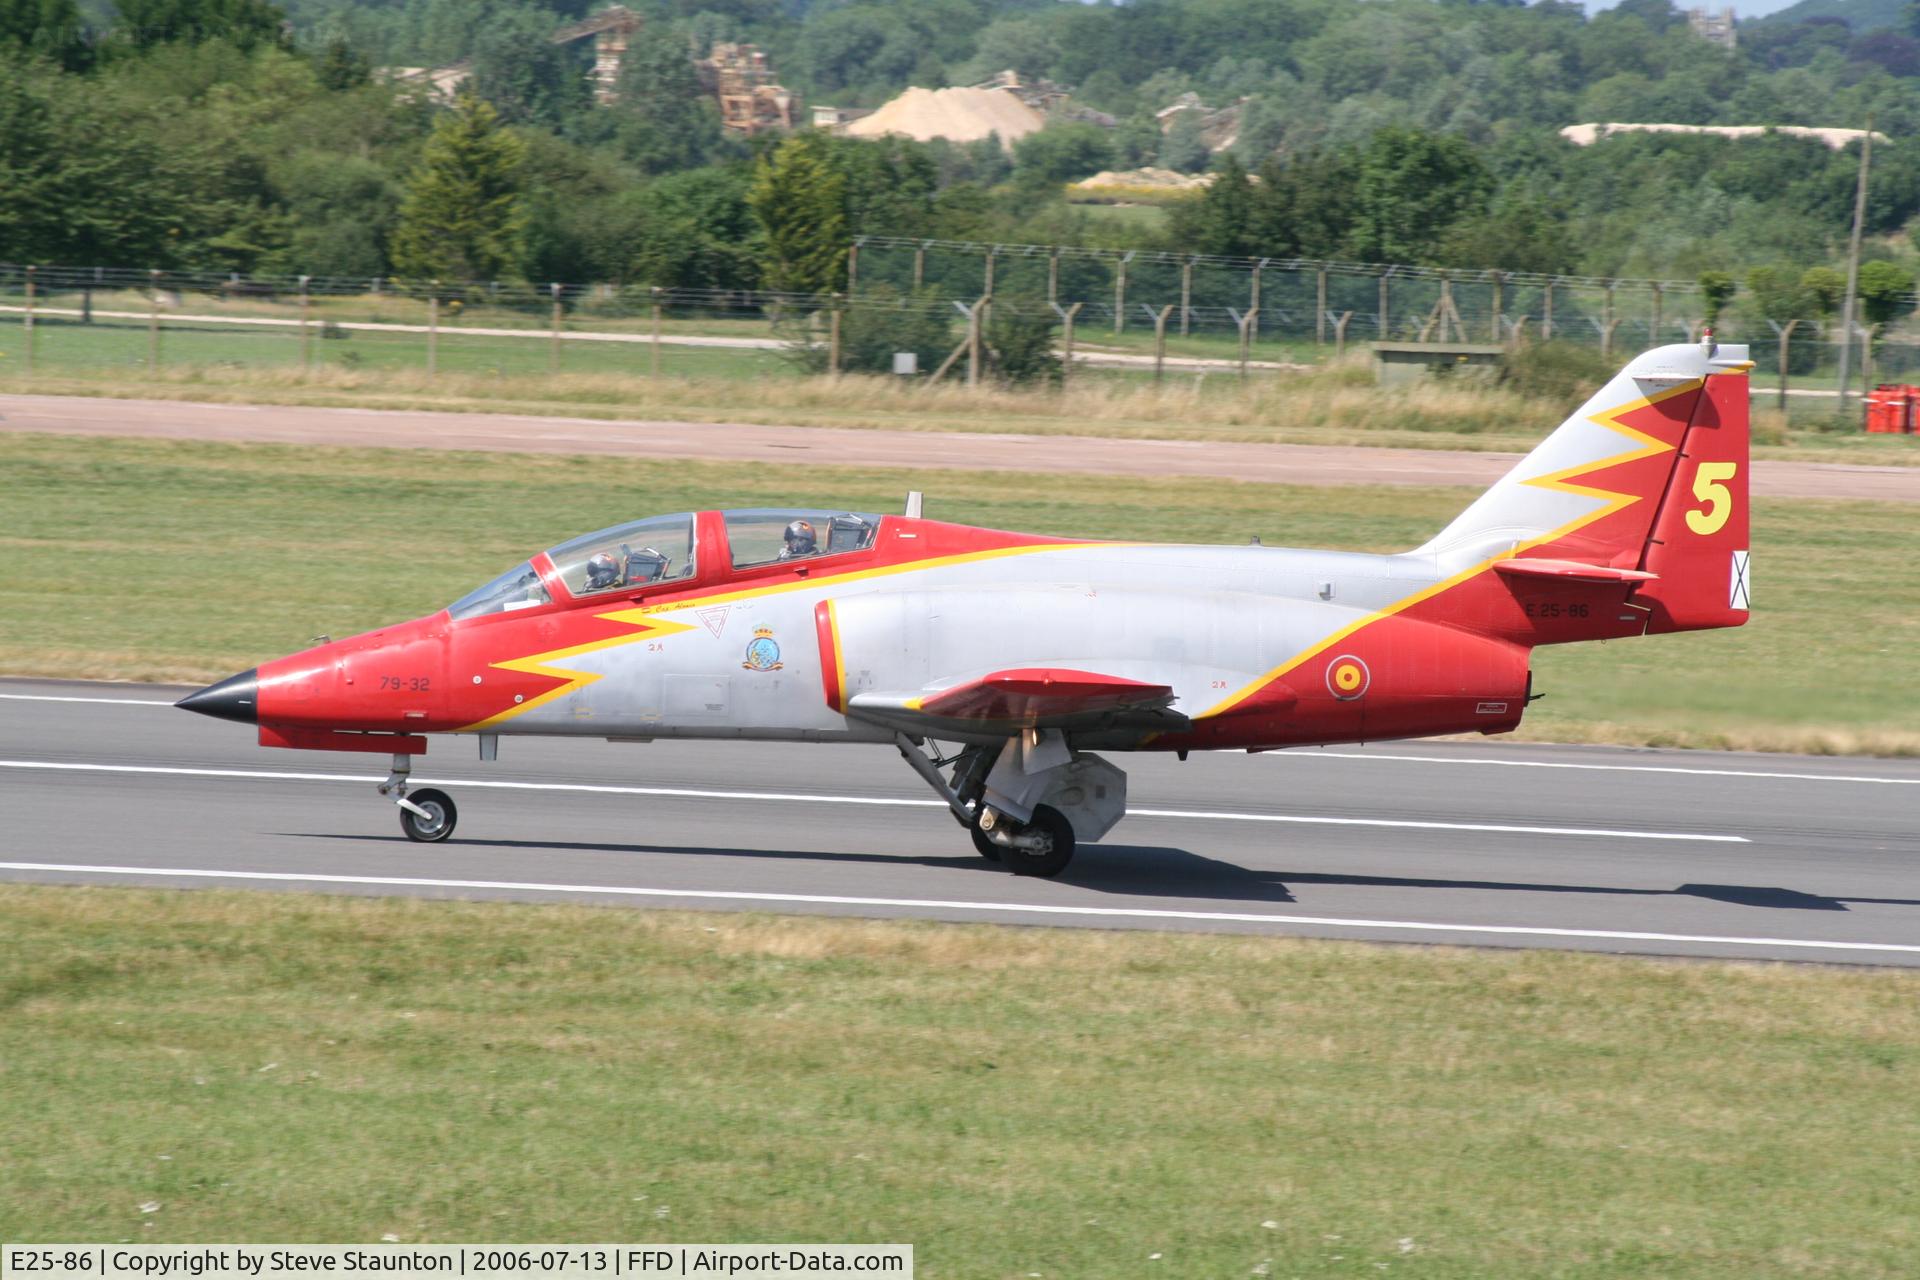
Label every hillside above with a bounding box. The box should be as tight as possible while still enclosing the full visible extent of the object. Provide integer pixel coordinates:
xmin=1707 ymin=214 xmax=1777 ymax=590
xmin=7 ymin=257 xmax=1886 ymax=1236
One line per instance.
xmin=1755 ymin=0 xmax=1906 ymax=29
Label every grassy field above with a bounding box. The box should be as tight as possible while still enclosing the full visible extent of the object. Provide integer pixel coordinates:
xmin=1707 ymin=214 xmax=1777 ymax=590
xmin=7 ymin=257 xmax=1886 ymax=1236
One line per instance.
xmin=1 ymin=432 xmax=1914 ymax=753
xmin=4 ymin=884 xmax=1918 ymax=1274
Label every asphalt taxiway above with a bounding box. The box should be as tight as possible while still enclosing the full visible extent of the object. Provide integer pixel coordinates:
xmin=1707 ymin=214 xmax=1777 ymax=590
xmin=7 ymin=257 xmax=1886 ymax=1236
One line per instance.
xmin=2 ymin=677 xmax=1915 ymax=965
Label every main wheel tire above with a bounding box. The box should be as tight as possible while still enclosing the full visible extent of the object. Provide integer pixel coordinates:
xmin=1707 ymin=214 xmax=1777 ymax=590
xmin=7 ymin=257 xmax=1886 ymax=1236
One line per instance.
xmin=400 ymin=787 xmax=457 ymax=843
xmin=970 ymin=817 xmax=1002 ymax=862
xmin=1001 ymin=804 xmax=1074 ymax=878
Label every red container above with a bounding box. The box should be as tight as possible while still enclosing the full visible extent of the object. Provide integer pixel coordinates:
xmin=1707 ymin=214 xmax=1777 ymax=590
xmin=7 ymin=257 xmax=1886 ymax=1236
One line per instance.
xmin=1865 ymin=385 xmax=1920 ymax=434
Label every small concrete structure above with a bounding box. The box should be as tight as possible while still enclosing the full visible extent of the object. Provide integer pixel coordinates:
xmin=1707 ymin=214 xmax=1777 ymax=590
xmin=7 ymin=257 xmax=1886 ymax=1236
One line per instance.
xmin=1372 ymin=342 xmax=1506 ymax=386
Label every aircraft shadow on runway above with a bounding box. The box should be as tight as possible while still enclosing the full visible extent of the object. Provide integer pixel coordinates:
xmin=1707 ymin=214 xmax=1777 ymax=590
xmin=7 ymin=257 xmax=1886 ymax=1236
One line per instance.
xmin=287 ymin=833 xmax=1918 ymax=913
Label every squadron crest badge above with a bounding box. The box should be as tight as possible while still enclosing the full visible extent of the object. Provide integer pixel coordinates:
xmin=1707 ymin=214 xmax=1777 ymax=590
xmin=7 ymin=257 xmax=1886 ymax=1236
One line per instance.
xmin=742 ymin=627 xmax=783 ymax=671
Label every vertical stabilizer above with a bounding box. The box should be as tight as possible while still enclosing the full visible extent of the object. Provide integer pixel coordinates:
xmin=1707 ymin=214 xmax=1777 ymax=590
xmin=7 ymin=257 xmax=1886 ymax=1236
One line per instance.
xmin=1415 ymin=343 xmax=1751 ymax=633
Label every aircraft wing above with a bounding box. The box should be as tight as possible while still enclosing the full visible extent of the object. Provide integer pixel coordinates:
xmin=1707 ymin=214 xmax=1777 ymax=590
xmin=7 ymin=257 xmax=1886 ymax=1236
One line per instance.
xmin=846 ymin=667 xmax=1186 ymax=734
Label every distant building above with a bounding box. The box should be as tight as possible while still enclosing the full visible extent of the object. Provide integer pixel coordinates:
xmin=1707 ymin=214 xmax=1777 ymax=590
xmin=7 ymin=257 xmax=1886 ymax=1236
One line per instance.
xmin=1686 ymin=6 xmax=1737 ymax=51
xmin=696 ymin=43 xmax=796 ymax=136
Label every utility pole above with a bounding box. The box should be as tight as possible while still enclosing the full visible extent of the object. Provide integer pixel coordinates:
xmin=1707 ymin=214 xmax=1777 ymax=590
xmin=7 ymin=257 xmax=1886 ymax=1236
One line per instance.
xmin=1835 ymin=116 xmax=1873 ymax=417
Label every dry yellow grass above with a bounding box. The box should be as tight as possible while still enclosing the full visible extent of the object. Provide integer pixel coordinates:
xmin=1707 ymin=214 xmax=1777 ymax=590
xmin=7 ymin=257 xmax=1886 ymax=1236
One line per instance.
xmin=7 ymin=358 xmax=1912 ymax=467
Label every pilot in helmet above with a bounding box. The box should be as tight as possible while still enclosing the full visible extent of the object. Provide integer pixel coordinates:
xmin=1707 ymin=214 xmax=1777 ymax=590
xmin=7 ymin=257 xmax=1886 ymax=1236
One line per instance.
xmin=779 ymin=520 xmax=818 ymax=559
xmin=583 ymin=552 xmax=623 ymax=591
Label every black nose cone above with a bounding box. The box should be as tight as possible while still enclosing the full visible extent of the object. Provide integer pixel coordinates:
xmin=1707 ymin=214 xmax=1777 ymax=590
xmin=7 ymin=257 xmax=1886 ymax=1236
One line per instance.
xmin=176 ymin=668 xmax=260 ymax=724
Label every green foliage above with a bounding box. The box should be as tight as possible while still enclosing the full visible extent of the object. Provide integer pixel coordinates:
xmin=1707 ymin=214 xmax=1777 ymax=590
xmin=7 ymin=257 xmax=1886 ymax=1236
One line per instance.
xmin=1800 ymin=266 xmax=1846 ymax=317
xmin=788 ymin=285 xmax=952 ymax=376
xmin=1499 ymin=341 xmax=1617 ymax=404
xmin=749 ymin=132 xmax=848 ymax=297
xmin=0 ymin=57 xmax=204 ymax=264
xmin=1745 ymin=264 xmax=1808 ymax=325
xmin=1698 ymin=269 xmax=1737 ymax=328
xmin=1167 ymin=153 xmax=1257 ymax=258
xmin=986 ymin=299 xmax=1060 ymax=386
xmin=1157 ymin=111 xmax=1210 ymax=174
xmin=599 ymin=29 xmax=728 ymax=176
xmin=1 ymin=0 xmax=88 ymax=68
xmin=1012 ymin=123 xmax=1115 ymax=196
xmin=1348 ymin=127 xmax=1492 ymax=265
xmin=1858 ymin=260 xmax=1917 ymax=330
xmin=112 ymin=0 xmax=288 ymax=51
xmin=467 ymin=3 xmax=589 ymax=131
xmin=388 ymin=93 xmax=527 ymax=284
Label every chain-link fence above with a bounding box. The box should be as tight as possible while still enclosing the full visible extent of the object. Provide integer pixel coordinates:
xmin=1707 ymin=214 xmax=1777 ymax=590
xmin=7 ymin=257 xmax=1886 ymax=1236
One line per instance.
xmin=3 ymin=256 xmax=1915 ymax=400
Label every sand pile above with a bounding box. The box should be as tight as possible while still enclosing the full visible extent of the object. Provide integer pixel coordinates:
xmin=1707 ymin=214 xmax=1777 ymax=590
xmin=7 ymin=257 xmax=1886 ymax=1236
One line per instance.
xmin=1071 ymin=167 xmax=1215 ymax=191
xmin=846 ymin=86 xmax=1045 ymax=151
xmin=1561 ymin=123 xmax=1887 ymax=150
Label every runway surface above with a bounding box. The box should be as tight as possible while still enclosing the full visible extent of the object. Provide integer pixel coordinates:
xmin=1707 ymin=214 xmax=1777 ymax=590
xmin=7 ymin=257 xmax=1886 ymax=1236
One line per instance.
xmin=3 ymin=677 xmax=1916 ymax=965
xmin=5 ymin=393 xmax=1918 ymax=502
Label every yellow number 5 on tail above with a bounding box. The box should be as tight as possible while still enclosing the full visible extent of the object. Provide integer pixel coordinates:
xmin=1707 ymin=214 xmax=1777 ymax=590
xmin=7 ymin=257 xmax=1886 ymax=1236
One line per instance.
xmin=1686 ymin=462 xmax=1738 ymax=535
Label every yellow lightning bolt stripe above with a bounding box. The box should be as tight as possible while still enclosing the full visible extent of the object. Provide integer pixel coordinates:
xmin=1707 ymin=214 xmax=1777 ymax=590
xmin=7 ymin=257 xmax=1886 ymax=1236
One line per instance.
xmin=461 ymin=542 xmax=1113 ymax=731
xmin=1193 ymin=376 xmax=1709 ymax=721
xmin=460 ymin=608 xmax=700 ymax=731
xmin=825 ymin=598 xmax=849 ymax=714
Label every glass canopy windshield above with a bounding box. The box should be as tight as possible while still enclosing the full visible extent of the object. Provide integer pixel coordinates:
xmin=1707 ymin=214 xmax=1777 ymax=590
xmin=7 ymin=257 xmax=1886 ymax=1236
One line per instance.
xmin=726 ymin=509 xmax=880 ymax=569
xmin=447 ymin=561 xmax=551 ymax=621
xmin=546 ymin=513 xmax=697 ymax=598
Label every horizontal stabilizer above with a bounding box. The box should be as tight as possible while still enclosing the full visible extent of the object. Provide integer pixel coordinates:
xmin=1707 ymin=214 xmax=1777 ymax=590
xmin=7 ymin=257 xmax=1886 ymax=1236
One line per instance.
xmin=1493 ymin=558 xmax=1659 ymax=584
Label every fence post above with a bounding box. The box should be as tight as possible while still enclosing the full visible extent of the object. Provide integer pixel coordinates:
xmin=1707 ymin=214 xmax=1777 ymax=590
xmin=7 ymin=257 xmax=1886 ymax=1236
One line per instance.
xmin=1149 ymin=303 xmax=1173 ymax=383
xmin=912 ymin=244 xmax=926 ymax=290
xmin=148 ymin=269 xmax=161 ymax=368
xmin=1250 ymin=260 xmax=1266 ymax=349
xmin=23 ymin=265 xmax=35 ymax=375
xmin=1651 ymin=282 xmax=1663 ymax=347
xmin=427 ymin=283 xmax=439 ymax=376
xmin=1542 ymin=283 xmax=1554 ymax=342
xmin=1489 ymin=271 xmax=1503 ymax=344
xmin=828 ymin=292 xmax=843 ymax=378
xmin=1179 ymin=257 xmax=1193 ymax=337
xmin=1114 ymin=252 xmax=1131 ymax=335
xmin=1603 ymin=280 xmax=1616 ymax=357
xmin=1233 ymin=307 xmax=1257 ymax=383
xmin=984 ymin=248 xmax=996 ymax=301
xmin=1377 ymin=270 xmax=1391 ymax=340
xmin=1047 ymin=250 xmax=1059 ymax=307
xmin=846 ymin=242 xmax=859 ymax=294
xmin=1770 ymin=318 xmax=1798 ymax=411
xmin=1315 ymin=266 xmax=1328 ymax=347
xmin=966 ymin=295 xmax=986 ymax=388
xmin=650 ymin=287 xmax=663 ymax=377
xmin=85 ymin=266 xmax=100 ymax=324
xmin=1332 ymin=311 xmax=1353 ymax=358
xmin=299 ymin=275 xmax=312 ymax=373
xmin=549 ymin=283 xmax=562 ymax=374
xmin=1054 ymin=301 xmax=1082 ymax=387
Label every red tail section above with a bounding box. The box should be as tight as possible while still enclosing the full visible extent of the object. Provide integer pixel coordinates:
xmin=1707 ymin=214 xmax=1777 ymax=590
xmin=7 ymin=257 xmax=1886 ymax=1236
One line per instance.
xmin=1635 ymin=367 xmax=1751 ymax=632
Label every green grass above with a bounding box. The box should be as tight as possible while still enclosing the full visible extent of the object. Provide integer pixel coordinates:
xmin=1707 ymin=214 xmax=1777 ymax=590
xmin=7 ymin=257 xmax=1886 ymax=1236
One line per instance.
xmin=4 ymin=884 xmax=1919 ymax=1274
xmin=1 ymin=432 xmax=1915 ymax=753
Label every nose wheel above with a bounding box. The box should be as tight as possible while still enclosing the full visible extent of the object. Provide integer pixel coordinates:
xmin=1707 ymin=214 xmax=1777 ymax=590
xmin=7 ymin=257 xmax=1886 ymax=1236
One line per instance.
xmin=379 ymin=753 xmax=459 ymax=843
xmin=399 ymin=788 xmax=457 ymax=842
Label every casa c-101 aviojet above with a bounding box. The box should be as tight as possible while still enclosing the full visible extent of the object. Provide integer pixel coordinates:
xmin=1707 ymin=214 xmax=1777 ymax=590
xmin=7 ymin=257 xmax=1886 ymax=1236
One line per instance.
xmin=179 ymin=342 xmax=1754 ymax=876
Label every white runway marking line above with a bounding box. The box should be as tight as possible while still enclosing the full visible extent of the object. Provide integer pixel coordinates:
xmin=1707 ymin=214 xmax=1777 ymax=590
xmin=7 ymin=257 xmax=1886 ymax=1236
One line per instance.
xmin=1278 ymin=750 xmax=1920 ymax=787
xmin=0 ymin=861 xmax=1910 ymax=955
xmin=0 ymin=693 xmax=176 ymax=706
xmin=0 ymin=759 xmax=1748 ymax=843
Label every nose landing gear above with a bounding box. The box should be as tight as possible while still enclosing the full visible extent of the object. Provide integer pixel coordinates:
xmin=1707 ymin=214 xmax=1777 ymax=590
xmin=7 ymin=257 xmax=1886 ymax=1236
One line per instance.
xmin=378 ymin=753 xmax=459 ymax=843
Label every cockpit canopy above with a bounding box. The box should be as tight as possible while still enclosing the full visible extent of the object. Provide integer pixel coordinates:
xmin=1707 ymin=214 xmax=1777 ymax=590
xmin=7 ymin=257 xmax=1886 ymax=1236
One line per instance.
xmin=547 ymin=513 xmax=697 ymax=597
xmin=445 ymin=509 xmax=881 ymax=621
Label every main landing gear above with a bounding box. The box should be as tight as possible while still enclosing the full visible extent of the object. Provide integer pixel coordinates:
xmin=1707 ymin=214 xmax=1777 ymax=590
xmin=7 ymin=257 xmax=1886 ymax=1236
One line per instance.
xmin=379 ymin=753 xmax=458 ymax=843
xmin=896 ymin=731 xmax=1126 ymax=878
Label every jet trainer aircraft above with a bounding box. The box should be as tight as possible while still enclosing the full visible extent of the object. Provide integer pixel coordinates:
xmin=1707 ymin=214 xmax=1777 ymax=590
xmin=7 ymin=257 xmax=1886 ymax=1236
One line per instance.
xmin=179 ymin=342 xmax=1753 ymax=876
